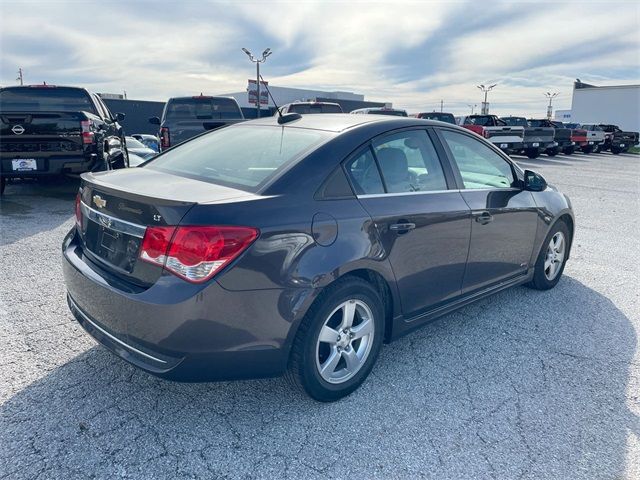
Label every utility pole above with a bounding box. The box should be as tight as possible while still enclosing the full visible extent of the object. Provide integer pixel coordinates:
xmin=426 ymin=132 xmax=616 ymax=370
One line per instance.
xmin=544 ymin=92 xmax=559 ymax=119
xmin=477 ymin=83 xmax=497 ymax=114
xmin=467 ymin=104 xmax=477 ymax=115
xmin=241 ymin=48 xmax=272 ymax=118
xmin=16 ymin=68 xmax=23 ymax=85
xmin=440 ymin=100 xmax=443 ymax=112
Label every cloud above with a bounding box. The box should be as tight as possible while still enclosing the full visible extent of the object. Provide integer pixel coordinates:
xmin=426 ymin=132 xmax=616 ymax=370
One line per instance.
xmin=0 ymin=0 xmax=638 ymax=116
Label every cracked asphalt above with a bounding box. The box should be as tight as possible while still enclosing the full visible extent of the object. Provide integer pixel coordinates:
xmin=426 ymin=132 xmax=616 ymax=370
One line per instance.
xmin=1 ymin=151 xmax=639 ymax=479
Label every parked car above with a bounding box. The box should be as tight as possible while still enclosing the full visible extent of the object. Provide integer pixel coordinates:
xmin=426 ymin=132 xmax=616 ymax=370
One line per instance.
xmin=527 ymin=119 xmax=572 ymax=157
xmin=131 ymin=134 xmax=160 ymax=153
xmin=579 ymin=124 xmax=606 ymax=153
xmin=460 ymin=115 xmax=525 ymax=155
xmin=411 ymin=112 xmax=456 ymax=124
xmin=500 ymin=116 xmax=555 ymax=158
xmin=63 ymin=114 xmax=574 ymax=401
xmin=565 ymin=123 xmax=591 ymax=153
xmin=598 ymin=124 xmax=639 ymax=154
xmin=125 ymin=136 xmax=157 ymax=161
xmin=149 ymin=95 xmax=244 ymax=151
xmin=0 ymin=84 xmax=128 ymax=195
xmin=350 ymin=107 xmax=408 ymax=116
xmin=278 ymin=101 xmax=343 ymax=114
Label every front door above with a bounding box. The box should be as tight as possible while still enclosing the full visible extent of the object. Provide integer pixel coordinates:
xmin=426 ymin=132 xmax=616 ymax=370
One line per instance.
xmin=345 ymin=128 xmax=471 ymax=318
xmin=437 ymin=128 xmax=538 ymax=293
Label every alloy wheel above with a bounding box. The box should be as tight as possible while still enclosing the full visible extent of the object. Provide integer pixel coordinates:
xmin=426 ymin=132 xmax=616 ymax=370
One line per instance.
xmin=544 ymin=231 xmax=566 ymax=281
xmin=315 ymin=299 xmax=375 ymax=384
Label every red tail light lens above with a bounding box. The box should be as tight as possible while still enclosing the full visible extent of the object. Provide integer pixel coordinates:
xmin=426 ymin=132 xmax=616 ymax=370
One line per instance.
xmin=75 ymin=192 xmax=82 ymax=227
xmin=139 ymin=226 xmax=258 ymax=283
xmin=80 ymin=120 xmax=94 ymax=144
xmin=160 ymin=127 xmax=170 ymax=149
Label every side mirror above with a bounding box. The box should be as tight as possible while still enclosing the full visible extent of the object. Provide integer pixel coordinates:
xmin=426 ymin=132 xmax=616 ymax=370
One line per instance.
xmin=149 ymin=116 xmax=161 ymax=125
xmin=524 ymin=170 xmax=547 ymax=192
xmin=114 ymin=112 xmax=125 ymax=122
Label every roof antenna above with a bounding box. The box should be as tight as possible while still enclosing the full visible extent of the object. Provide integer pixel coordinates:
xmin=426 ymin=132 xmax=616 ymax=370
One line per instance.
xmin=259 ymin=73 xmax=301 ymax=125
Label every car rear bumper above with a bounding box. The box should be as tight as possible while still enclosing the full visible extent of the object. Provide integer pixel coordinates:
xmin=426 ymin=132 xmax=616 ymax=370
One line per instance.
xmin=523 ymin=141 xmax=554 ymax=149
xmin=491 ymin=141 xmax=523 ymax=151
xmin=0 ymin=153 xmax=98 ymax=177
xmin=62 ymin=229 xmax=306 ymax=381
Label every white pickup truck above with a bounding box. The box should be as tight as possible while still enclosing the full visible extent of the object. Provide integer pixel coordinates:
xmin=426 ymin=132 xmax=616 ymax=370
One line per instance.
xmin=579 ymin=124 xmax=606 ymax=153
xmin=459 ymin=115 xmax=525 ymax=155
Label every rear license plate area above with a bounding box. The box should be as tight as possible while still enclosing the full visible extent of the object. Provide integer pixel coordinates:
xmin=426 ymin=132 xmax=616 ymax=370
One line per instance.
xmin=11 ymin=158 xmax=37 ymax=171
xmin=84 ymin=220 xmax=141 ymax=273
xmin=500 ymin=143 xmax=508 ymax=148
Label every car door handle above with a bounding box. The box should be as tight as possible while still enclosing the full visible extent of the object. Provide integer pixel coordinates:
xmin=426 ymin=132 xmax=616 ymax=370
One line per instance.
xmin=474 ymin=211 xmax=494 ymax=225
xmin=390 ymin=222 xmax=416 ymax=232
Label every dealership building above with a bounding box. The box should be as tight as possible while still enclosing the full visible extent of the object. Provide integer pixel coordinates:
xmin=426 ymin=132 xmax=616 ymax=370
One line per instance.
xmin=555 ymin=81 xmax=640 ymax=131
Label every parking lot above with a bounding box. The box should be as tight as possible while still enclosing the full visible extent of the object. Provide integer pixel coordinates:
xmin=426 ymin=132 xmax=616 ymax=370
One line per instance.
xmin=0 ymin=151 xmax=638 ymax=479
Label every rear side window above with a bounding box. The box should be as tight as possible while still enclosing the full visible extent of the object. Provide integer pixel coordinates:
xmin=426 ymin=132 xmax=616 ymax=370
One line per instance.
xmin=345 ymin=148 xmax=384 ymax=195
xmin=372 ymin=130 xmax=447 ymax=193
xmin=0 ymin=87 xmax=97 ymax=113
xmin=148 ymin=125 xmax=331 ymax=191
xmin=441 ymin=130 xmax=515 ymax=189
xmin=164 ymin=98 xmax=242 ymax=120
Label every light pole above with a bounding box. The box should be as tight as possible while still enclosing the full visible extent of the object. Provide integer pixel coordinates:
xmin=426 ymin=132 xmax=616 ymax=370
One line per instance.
xmin=242 ymin=48 xmax=272 ymax=118
xmin=544 ymin=92 xmax=559 ymax=119
xmin=467 ymin=104 xmax=477 ymax=115
xmin=477 ymin=83 xmax=497 ymax=114
xmin=16 ymin=68 xmax=23 ymax=85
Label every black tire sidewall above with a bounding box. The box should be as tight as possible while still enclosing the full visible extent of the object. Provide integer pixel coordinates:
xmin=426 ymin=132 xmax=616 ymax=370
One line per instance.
xmin=531 ymin=221 xmax=570 ymax=290
xmin=299 ymin=280 xmax=384 ymax=401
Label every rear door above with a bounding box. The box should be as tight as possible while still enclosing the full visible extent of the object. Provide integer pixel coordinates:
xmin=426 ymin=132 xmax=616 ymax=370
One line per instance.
xmin=345 ymin=128 xmax=471 ymax=318
xmin=436 ymin=128 xmax=538 ymax=293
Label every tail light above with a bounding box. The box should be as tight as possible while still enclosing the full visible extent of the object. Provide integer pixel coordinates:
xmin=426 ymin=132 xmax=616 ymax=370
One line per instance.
xmin=80 ymin=120 xmax=94 ymax=144
xmin=139 ymin=225 xmax=259 ymax=283
xmin=75 ymin=192 xmax=82 ymax=227
xmin=160 ymin=127 xmax=170 ymax=149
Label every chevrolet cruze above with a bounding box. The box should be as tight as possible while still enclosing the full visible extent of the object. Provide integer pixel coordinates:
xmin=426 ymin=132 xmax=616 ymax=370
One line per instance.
xmin=63 ymin=114 xmax=574 ymax=401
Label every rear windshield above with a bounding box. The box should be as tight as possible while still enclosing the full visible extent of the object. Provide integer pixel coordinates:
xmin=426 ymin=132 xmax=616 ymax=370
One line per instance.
xmin=372 ymin=109 xmax=408 ymax=117
xmin=502 ymin=117 xmax=527 ymax=127
xmin=147 ymin=125 xmax=332 ymax=191
xmin=287 ymin=103 xmax=343 ymax=114
xmin=0 ymin=87 xmax=96 ymax=113
xmin=164 ymin=97 xmax=242 ymax=120
xmin=419 ymin=113 xmax=455 ymax=124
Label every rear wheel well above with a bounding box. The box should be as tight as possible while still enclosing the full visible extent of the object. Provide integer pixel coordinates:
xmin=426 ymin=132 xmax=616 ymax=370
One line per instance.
xmin=340 ymin=269 xmax=394 ymax=342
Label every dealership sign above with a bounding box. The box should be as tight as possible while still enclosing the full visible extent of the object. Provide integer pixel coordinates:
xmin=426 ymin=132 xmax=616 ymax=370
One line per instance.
xmin=248 ymin=79 xmax=269 ymax=105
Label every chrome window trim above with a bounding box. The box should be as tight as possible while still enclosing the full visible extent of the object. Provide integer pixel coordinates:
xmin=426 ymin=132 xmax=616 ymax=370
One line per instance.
xmin=68 ymin=296 xmax=167 ymax=365
xmin=80 ymin=201 xmax=147 ymax=238
xmin=357 ymin=186 xmax=521 ymax=199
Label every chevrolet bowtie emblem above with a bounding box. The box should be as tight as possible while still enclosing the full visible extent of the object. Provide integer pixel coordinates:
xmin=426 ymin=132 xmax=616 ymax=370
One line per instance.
xmin=93 ymin=195 xmax=107 ymax=209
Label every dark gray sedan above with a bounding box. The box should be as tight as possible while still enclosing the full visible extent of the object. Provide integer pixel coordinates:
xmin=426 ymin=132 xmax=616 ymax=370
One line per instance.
xmin=63 ymin=114 xmax=574 ymax=401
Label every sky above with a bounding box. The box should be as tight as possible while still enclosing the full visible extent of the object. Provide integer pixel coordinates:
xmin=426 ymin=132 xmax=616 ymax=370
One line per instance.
xmin=1 ymin=0 xmax=639 ymax=117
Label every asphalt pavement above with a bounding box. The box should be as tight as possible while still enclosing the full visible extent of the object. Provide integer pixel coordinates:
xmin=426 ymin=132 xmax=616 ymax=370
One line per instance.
xmin=1 ymin=151 xmax=638 ymax=479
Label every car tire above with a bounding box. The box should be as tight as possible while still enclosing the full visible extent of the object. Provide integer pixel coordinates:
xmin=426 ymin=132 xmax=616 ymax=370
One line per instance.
xmin=545 ymin=147 xmax=558 ymax=157
xmin=562 ymin=146 xmax=575 ymax=155
xmin=527 ymin=221 xmax=570 ymax=291
xmin=593 ymin=144 xmax=601 ymax=153
xmin=286 ymin=276 xmax=384 ymax=402
xmin=611 ymin=147 xmax=621 ymax=155
xmin=526 ymin=148 xmax=540 ymax=159
xmin=581 ymin=146 xmax=593 ymax=154
xmin=0 ymin=176 xmax=6 ymax=196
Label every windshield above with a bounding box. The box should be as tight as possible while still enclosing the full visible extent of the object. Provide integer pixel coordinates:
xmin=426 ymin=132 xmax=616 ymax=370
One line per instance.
xmin=126 ymin=137 xmax=147 ymax=149
xmin=288 ymin=103 xmax=343 ymax=114
xmin=164 ymin=97 xmax=243 ymax=120
xmin=502 ymin=117 xmax=527 ymax=127
xmin=0 ymin=87 xmax=96 ymax=113
xmin=147 ymin=125 xmax=332 ymax=191
xmin=420 ymin=113 xmax=455 ymax=124
xmin=372 ymin=109 xmax=407 ymax=117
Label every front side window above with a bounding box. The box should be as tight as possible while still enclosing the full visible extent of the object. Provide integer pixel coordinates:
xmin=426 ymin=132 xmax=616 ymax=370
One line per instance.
xmin=441 ymin=130 xmax=515 ymax=189
xmin=372 ymin=130 xmax=447 ymax=193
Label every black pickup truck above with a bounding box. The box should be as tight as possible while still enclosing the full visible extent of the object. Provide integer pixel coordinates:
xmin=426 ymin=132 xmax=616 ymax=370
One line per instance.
xmin=0 ymin=85 xmax=128 ymax=194
xmin=527 ymin=119 xmax=574 ymax=156
xmin=500 ymin=116 xmax=555 ymax=158
xmin=150 ymin=95 xmax=245 ymax=151
xmin=598 ymin=124 xmax=639 ymax=154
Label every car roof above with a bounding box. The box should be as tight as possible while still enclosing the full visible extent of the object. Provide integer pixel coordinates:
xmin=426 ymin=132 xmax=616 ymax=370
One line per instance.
xmin=243 ymin=113 xmax=444 ymax=133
